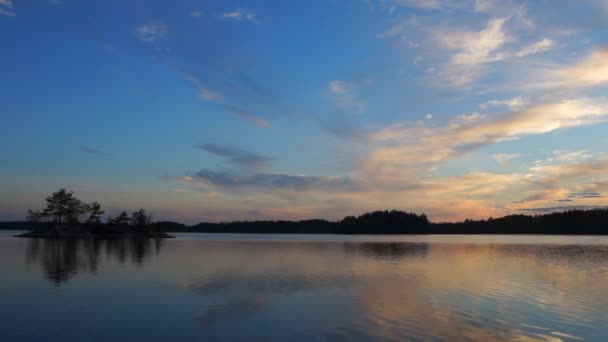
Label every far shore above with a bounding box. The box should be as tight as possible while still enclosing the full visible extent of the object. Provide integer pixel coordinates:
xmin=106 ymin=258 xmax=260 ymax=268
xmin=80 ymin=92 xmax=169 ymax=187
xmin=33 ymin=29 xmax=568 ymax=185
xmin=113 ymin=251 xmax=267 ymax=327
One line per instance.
xmin=4 ymin=208 xmax=608 ymax=236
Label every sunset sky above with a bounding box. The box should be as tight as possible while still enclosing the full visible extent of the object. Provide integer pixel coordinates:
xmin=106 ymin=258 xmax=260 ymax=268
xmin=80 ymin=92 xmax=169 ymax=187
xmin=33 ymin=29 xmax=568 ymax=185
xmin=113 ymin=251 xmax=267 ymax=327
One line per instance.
xmin=2 ymin=0 xmax=608 ymax=223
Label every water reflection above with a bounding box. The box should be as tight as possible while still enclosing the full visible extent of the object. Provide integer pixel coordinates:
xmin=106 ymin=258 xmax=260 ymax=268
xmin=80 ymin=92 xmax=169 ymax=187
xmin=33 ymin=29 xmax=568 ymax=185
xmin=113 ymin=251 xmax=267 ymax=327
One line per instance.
xmin=343 ymin=242 xmax=428 ymax=260
xmin=4 ymin=235 xmax=608 ymax=341
xmin=25 ymin=238 xmax=163 ymax=286
xmin=173 ymin=240 xmax=608 ymax=341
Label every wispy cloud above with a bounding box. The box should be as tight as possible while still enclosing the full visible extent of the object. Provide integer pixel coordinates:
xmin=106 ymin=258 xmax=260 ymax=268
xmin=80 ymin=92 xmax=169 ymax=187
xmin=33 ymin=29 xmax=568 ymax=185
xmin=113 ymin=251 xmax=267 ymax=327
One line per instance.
xmin=189 ymin=169 xmax=361 ymax=192
xmin=367 ymin=98 xmax=608 ymax=181
xmin=519 ymin=205 xmax=608 ymax=213
xmin=433 ymin=17 xmax=511 ymax=86
xmin=80 ymin=147 xmax=113 ymax=157
xmin=511 ymin=153 xmax=608 ymax=206
xmin=221 ymin=9 xmax=258 ymax=23
xmin=175 ymin=68 xmax=223 ymax=102
xmin=514 ymin=189 xmax=566 ymax=204
xmin=135 ymin=23 xmax=167 ymax=42
xmin=473 ymin=0 xmax=522 ymax=15
xmin=0 ymin=0 xmax=15 ymax=17
xmin=200 ymin=88 xmax=221 ymax=101
xmin=200 ymin=144 xmax=272 ymax=170
xmin=493 ymin=153 xmax=521 ymax=165
xmin=430 ymin=17 xmax=554 ymax=87
xmin=568 ymin=192 xmax=603 ymax=198
xmin=377 ymin=15 xmax=420 ymax=40
xmin=531 ymin=48 xmax=608 ymax=90
xmin=480 ymin=97 xmax=526 ymax=110
xmin=387 ymin=0 xmax=466 ymax=10
xmin=514 ymin=38 xmax=555 ymax=57
xmin=221 ymin=105 xmax=270 ymax=128
xmin=548 ymin=150 xmax=591 ymax=163
xmin=328 ymin=80 xmax=366 ymax=114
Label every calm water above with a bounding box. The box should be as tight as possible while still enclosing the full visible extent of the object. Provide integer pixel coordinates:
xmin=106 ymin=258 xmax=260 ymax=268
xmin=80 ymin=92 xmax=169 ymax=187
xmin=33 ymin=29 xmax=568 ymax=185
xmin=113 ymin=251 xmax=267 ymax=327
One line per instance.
xmin=1 ymin=232 xmax=608 ymax=341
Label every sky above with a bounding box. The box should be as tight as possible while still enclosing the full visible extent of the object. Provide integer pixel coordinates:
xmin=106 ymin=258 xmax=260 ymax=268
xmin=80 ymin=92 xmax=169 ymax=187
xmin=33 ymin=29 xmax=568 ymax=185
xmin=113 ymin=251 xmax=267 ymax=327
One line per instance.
xmin=2 ymin=0 xmax=608 ymax=223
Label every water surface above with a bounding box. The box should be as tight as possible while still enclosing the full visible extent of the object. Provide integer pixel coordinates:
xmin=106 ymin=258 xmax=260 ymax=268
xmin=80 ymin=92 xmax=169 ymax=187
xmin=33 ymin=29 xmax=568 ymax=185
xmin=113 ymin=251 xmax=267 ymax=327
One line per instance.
xmin=1 ymin=232 xmax=607 ymax=341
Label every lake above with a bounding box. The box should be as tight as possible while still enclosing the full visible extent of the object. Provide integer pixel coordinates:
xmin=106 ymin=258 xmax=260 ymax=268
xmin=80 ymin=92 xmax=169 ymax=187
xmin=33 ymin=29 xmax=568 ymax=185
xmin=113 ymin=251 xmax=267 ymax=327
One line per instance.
xmin=1 ymin=231 xmax=607 ymax=341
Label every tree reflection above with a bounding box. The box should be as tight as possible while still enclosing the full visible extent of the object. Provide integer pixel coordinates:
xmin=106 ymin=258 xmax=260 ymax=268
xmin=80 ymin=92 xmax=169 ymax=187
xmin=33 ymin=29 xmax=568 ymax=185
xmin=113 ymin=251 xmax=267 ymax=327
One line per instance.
xmin=25 ymin=238 xmax=163 ymax=286
xmin=343 ymin=242 xmax=428 ymax=261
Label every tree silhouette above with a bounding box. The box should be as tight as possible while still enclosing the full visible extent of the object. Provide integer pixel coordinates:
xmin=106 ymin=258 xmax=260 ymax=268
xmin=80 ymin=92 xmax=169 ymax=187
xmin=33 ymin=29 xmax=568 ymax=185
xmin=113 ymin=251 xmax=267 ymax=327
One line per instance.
xmin=41 ymin=189 xmax=86 ymax=225
xmin=84 ymin=202 xmax=104 ymax=225
xmin=113 ymin=211 xmax=130 ymax=225
xmin=131 ymin=208 xmax=152 ymax=227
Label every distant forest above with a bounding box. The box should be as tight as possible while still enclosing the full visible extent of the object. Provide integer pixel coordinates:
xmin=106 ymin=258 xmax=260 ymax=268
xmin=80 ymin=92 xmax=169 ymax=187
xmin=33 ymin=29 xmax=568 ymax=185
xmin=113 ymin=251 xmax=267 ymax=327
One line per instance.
xmin=176 ymin=209 xmax=608 ymax=235
xmin=3 ymin=204 xmax=608 ymax=235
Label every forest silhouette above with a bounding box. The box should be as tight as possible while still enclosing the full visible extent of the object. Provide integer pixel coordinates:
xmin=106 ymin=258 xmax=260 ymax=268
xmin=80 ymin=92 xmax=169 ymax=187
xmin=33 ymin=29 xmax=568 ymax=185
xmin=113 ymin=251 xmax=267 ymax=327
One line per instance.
xmin=179 ymin=209 xmax=608 ymax=235
xmin=3 ymin=189 xmax=608 ymax=235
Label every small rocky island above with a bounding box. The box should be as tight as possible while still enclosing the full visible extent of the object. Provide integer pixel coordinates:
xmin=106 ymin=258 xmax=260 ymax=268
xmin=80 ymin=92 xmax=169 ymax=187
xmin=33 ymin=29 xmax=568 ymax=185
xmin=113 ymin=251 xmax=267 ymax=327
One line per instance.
xmin=17 ymin=189 xmax=173 ymax=238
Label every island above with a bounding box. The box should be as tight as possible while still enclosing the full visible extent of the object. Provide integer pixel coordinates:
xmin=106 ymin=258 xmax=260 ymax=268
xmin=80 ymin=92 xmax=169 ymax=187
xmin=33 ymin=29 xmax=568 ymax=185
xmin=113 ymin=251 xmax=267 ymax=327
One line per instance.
xmin=16 ymin=189 xmax=174 ymax=238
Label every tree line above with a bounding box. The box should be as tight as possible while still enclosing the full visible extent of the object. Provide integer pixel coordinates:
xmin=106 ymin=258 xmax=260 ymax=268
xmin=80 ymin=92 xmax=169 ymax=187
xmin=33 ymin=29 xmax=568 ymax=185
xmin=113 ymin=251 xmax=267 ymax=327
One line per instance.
xmin=184 ymin=210 xmax=430 ymax=234
xmin=17 ymin=189 xmax=608 ymax=235
xmin=176 ymin=209 xmax=608 ymax=235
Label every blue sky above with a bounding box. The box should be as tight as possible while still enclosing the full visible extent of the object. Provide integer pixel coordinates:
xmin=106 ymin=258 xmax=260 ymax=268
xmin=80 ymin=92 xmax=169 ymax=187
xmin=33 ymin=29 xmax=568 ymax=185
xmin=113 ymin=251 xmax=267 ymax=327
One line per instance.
xmin=2 ymin=0 xmax=608 ymax=223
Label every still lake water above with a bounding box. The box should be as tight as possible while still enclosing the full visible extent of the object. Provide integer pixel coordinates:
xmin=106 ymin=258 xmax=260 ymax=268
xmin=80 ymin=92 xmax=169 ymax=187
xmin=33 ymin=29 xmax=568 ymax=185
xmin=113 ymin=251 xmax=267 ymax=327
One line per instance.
xmin=1 ymin=232 xmax=608 ymax=341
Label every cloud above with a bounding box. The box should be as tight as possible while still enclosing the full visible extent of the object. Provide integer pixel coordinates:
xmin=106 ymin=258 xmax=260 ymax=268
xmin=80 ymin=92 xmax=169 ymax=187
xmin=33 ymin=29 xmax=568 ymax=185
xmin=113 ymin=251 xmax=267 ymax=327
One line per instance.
xmin=378 ymin=4 xmax=555 ymax=89
xmin=388 ymin=0 xmax=466 ymax=10
xmin=493 ymin=153 xmax=520 ymax=165
xmin=428 ymin=16 xmax=556 ymax=87
xmin=221 ymin=105 xmax=270 ymax=128
xmin=178 ymin=148 xmax=608 ymax=222
xmin=190 ymin=10 xmax=203 ymax=18
xmin=176 ymin=68 xmax=223 ymax=101
xmin=511 ymin=153 xmax=608 ymax=206
xmin=548 ymin=150 xmax=591 ymax=163
xmin=0 ymin=0 xmax=15 ymax=16
xmin=328 ymin=80 xmax=366 ymax=114
xmin=135 ymin=23 xmax=167 ymax=42
xmin=480 ymin=97 xmax=526 ymax=110
xmin=473 ymin=0 xmax=499 ymax=13
xmin=200 ymin=144 xmax=272 ymax=170
xmin=377 ymin=15 xmax=420 ymax=41
xmin=432 ymin=17 xmax=512 ymax=87
xmin=568 ymin=192 xmax=603 ymax=198
xmin=514 ymin=189 xmax=566 ymax=204
xmin=367 ymin=98 xmax=608 ymax=181
xmin=200 ymin=88 xmax=221 ymax=101
xmin=190 ymin=169 xmax=362 ymax=192
xmin=574 ymin=178 xmax=608 ymax=194
xmin=80 ymin=147 xmax=113 ymax=157
xmin=221 ymin=9 xmax=258 ymax=23
xmin=518 ymin=205 xmax=608 ymax=213
xmin=532 ymin=49 xmax=608 ymax=90
xmin=514 ymin=38 xmax=555 ymax=57
xmin=473 ymin=0 xmax=523 ymax=16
